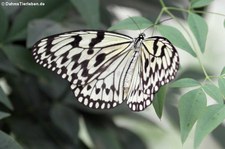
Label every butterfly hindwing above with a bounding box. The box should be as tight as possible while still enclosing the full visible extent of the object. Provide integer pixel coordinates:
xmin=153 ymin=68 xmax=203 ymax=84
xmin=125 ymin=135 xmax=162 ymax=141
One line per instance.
xmin=126 ymin=36 xmax=179 ymax=111
xmin=32 ymin=30 xmax=134 ymax=109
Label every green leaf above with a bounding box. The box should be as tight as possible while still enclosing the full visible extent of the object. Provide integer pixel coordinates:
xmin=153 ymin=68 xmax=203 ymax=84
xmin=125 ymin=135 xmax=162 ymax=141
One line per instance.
xmin=0 ymin=86 xmax=13 ymax=110
xmin=153 ymin=86 xmax=167 ymax=119
xmin=188 ymin=13 xmax=208 ymax=53
xmin=2 ymin=45 xmax=49 ymax=78
xmin=0 ymin=112 xmax=10 ymax=120
xmin=0 ymin=6 xmax=8 ymax=42
xmin=85 ymin=117 xmax=122 ymax=149
xmin=194 ymin=104 xmax=225 ymax=148
xmin=170 ymin=78 xmax=200 ymax=88
xmin=70 ymin=0 xmax=100 ymax=28
xmin=42 ymin=3 xmax=69 ymax=22
xmin=220 ymin=66 xmax=225 ymax=75
xmin=178 ymin=88 xmax=207 ymax=143
xmin=191 ymin=0 xmax=213 ymax=8
xmin=40 ymin=74 xmax=69 ymax=100
xmin=0 ymin=131 xmax=23 ymax=149
xmin=117 ymin=127 xmax=147 ymax=149
xmin=108 ymin=16 xmax=153 ymax=31
xmin=0 ymin=54 xmax=19 ymax=75
xmin=218 ymin=77 xmax=225 ymax=98
xmin=10 ymin=119 xmax=60 ymax=149
xmin=158 ymin=25 xmax=196 ymax=57
xmin=27 ymin=19 xmax=67 ymax=47
xmin=7 ymin=0 xmax=67 ymax=41
xmin=50 ymin=104 xmax=79 ymax=144
xmin=202 ymin=84 xmax=223 ymax=104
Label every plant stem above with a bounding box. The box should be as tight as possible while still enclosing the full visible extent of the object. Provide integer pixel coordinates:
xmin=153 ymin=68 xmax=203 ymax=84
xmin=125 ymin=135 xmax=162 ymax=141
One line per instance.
xmin=158 ymin=1 xmax=213 ymax=82
xmin=154 ymin=9 xmax=164 ymax=25
xmin=159 ymin=0 xmax=166 ymax=8
xmin=166 ymin=7 xmax=189 ymax=13
xmin=167 ymin=7 xmax=225 ymax=17
xmin=193 ymin=10 xmax=225 ymax=17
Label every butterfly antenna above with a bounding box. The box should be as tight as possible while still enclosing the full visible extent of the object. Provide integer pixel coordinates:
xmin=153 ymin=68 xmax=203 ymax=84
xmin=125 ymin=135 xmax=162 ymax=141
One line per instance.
xmin=128 ymin=16 xmax=142 ymax=34
xmin=158 ymin=17 xmax=173 ymax=24
xmin=143 ymin=17 xmax=173 ymax=36
xmin=142 ymin=22 xmax=154 ymax=34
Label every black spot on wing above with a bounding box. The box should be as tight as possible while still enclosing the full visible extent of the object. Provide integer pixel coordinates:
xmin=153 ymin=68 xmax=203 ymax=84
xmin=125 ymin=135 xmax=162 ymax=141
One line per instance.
xmin=110 ymin=85 xmax=115 ymax=91
xmin=71 ymin=53 xmax=81 ymax=61
xmin=160 ymin=45 xmax=166 ymax=56
xmin=153 ymin=38 xmax=159 ymax=55
xmin=45 ymin=38 xmax=54 ymax=49
xmin=87 ymin=85 xmax=91 ymax=90
xmin=45 ymin=48 xmax=52 ymax=56
xmin=87 ymin=50 xmax=94 ymax=55
xmin=151 ymin=57 xmax=155 ymax=62
xmin=94 ymin=53 xmax=106 ymax=67
xmin=82 ymin=69 xmax=88 ymax=77
xmin=89 ymin=31 xmax=105 ymax=48
xmin=77 ymin=80 xmax=82 ymax=84
xmin=95 ymin=88 xmax=100 ymax=94
xmin=61 ymin=67 xmax=67 ymax=74
xmin=87 ymin=31 xmax=105 ymax=55
xmin=105 ymin=88 xmax=110 ymax=95
xmin=80 ymin=60 xmax=89 ymax=68
xmin=51 ymin=55 xmax=56 ymax=61
xmin=101 ymin=83 xmax=106 ymax=88
xmin=72 ymin=35 xmax=82 ymax=47
xmin=61 ymin=51 xmax=69 ymax=64
xmin=144 ymin=59 xmax=149 ymax=72
xmin=72 ymin=73 xmax=78 ymax=80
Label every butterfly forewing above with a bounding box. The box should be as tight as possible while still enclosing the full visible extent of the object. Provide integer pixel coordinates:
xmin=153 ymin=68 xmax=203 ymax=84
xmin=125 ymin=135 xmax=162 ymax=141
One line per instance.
xmin=32 ymin=30 xmax=134 ymax=109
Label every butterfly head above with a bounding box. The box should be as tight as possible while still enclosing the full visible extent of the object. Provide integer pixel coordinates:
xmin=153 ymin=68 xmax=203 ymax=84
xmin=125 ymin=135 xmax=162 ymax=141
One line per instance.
xmin=138 ymin=33 xmax=146 ymax=40
xmin=134 ymin=33 xmax=146 ymax=49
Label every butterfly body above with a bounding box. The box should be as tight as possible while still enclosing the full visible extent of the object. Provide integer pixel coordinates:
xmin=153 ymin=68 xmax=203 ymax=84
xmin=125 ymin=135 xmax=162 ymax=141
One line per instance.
xmin=32 ymin=30 xmax=179 ymax=111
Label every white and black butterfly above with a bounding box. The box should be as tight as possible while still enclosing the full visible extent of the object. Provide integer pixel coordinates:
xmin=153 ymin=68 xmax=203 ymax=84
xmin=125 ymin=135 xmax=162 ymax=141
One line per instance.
xmin=32 ymin=30 xmax=179 ymax=111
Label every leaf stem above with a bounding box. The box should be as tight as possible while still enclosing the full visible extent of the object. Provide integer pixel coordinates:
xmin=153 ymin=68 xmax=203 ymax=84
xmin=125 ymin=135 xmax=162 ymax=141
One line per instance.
xmin=167 ymin=7 xmax=225 ymax=17
xmin=159 ymin=0 xmax=166 ymax=8
xmin=162 ymin=6 xmax=212 ymax=82
xmin=154 ymin=9 xmax=164 ymax=25
xmin=192 ymin=10 xmax=225 ymax=17
xmin=166 ymin=7 xmax=189 ymax=13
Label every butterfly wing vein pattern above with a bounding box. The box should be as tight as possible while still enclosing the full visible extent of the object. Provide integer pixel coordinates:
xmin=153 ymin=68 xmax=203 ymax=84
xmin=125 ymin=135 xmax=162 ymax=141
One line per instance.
xmin=126 ymin=37 xmax=179 ymax=111
xmin=32 ymin=30 xmax=179 ymax=111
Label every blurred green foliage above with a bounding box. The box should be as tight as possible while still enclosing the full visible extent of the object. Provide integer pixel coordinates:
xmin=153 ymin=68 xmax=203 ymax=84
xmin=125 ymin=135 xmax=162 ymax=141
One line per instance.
xmin=0 ymin=0 xmax=163 ymax=148
xmin=0 ymin=0 xmax=225 ymax=149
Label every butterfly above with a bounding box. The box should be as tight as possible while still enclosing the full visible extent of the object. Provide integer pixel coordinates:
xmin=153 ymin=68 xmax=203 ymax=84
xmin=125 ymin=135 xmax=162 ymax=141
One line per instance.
xmin=32 ymin=30 xmax=179 ymax=111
